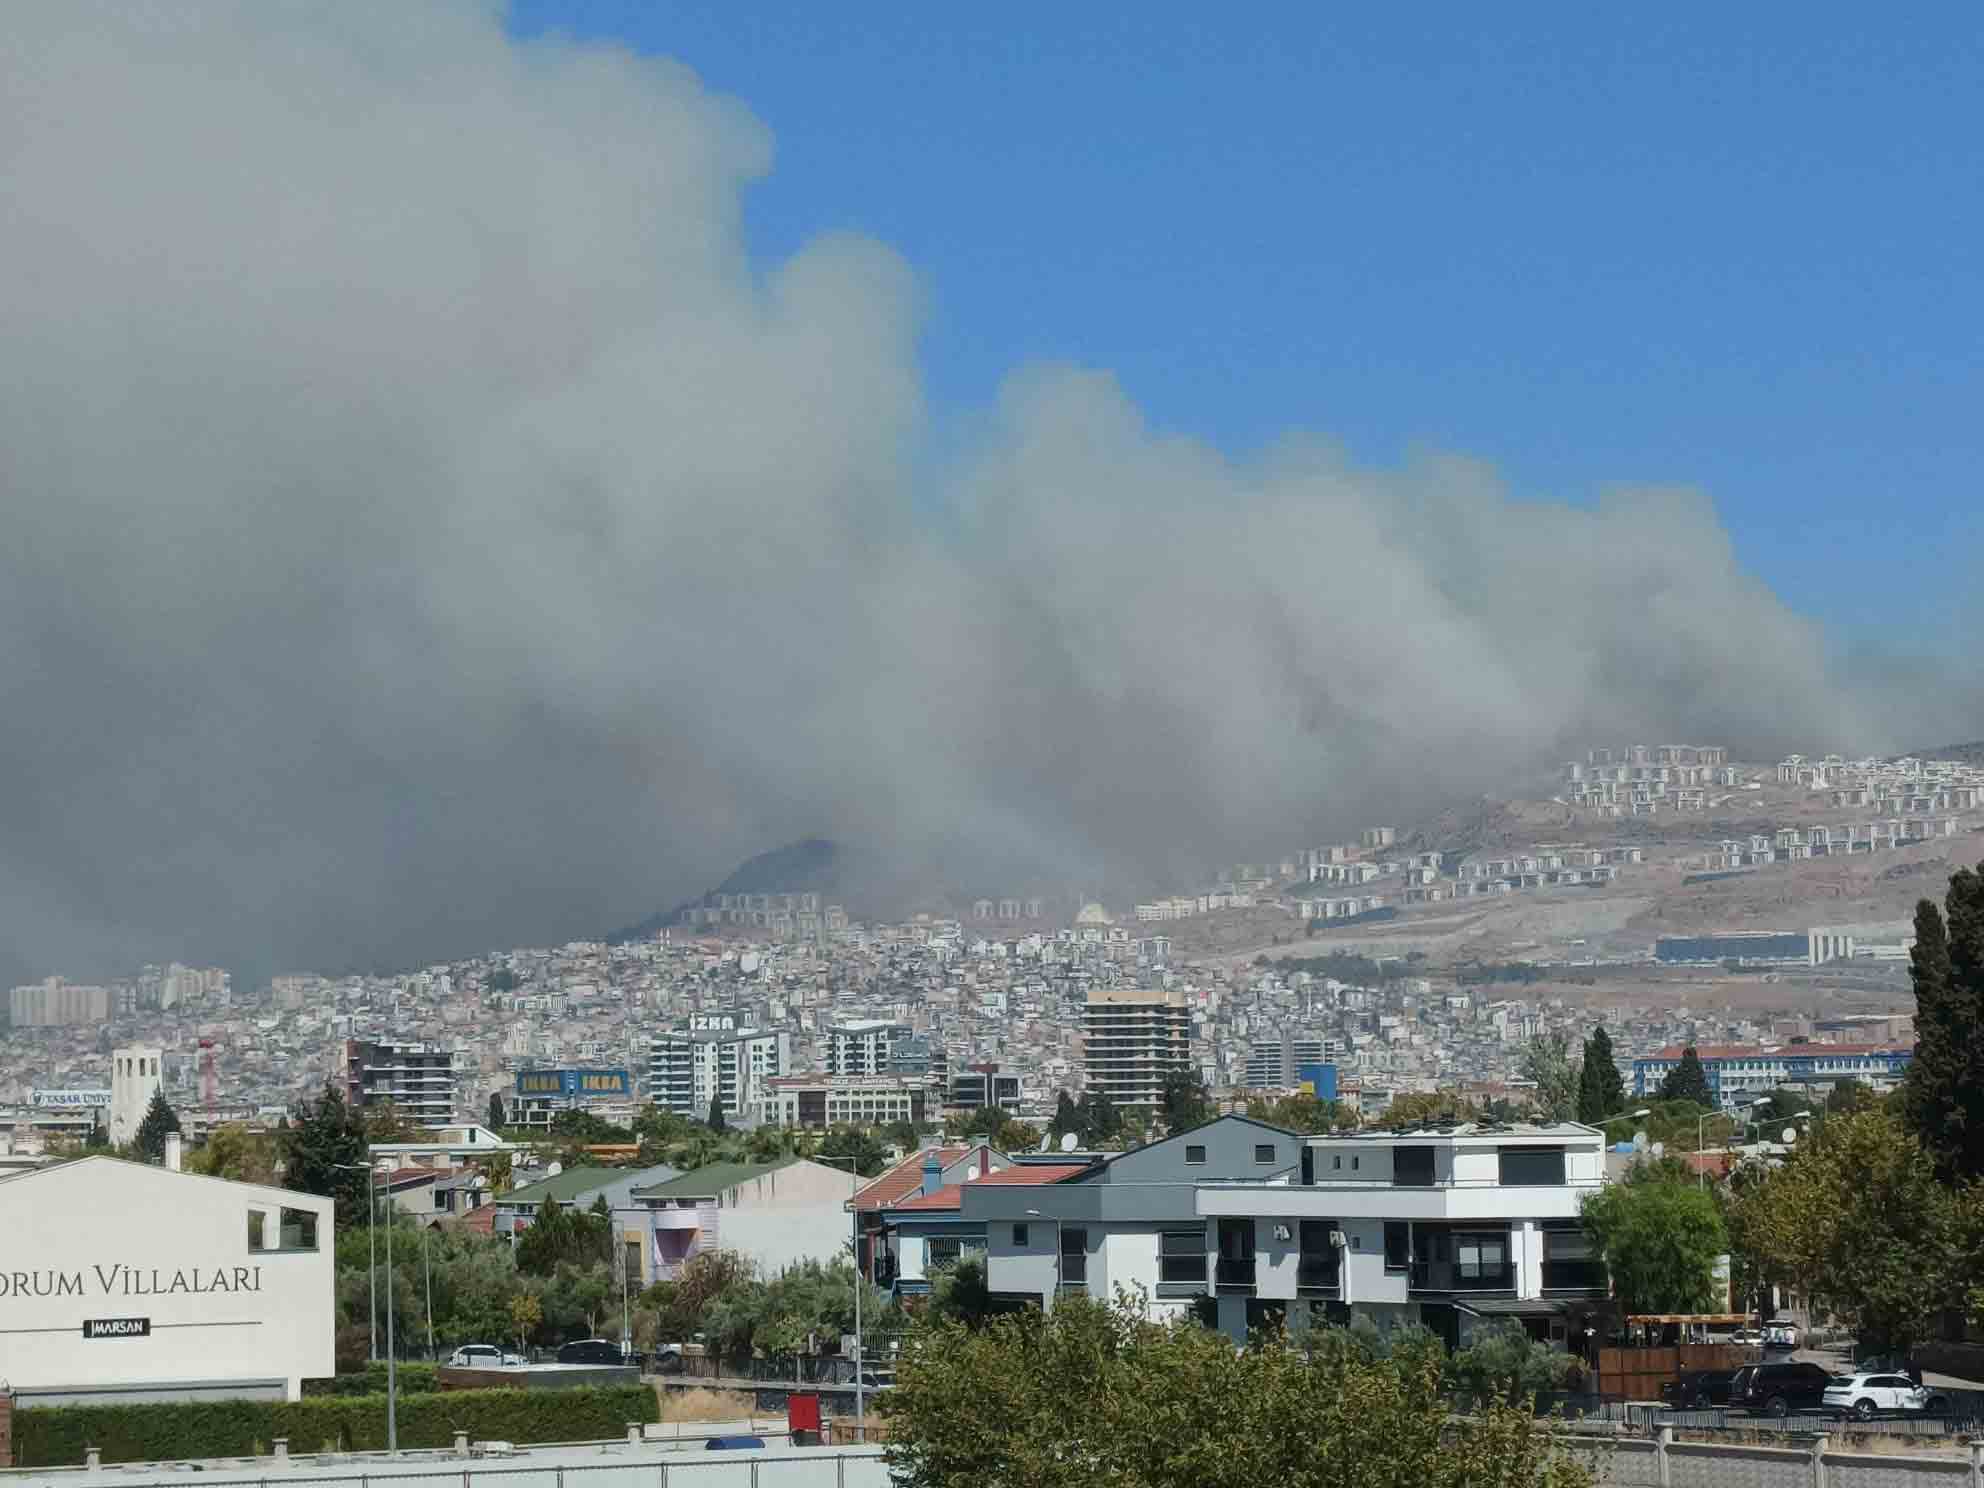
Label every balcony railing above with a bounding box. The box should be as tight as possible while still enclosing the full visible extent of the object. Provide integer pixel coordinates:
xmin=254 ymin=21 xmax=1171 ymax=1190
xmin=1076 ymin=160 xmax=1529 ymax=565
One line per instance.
xmin=1540 ymin=1258 xmax=1608 ymax=1292
xmin=1295 ymin=1258 xmax=1340 ymax=1291
xmin=1215 ymin=1257 xmax=1257 ymax=1289
xmin=1408 ymin=1261 xmax=1514 ymax=1293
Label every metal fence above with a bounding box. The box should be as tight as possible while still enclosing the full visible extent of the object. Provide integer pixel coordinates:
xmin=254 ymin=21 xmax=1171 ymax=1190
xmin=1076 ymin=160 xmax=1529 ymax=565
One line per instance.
xmin=5 ymin=1453 xmax=894 ymax=1488
xmin=1560 ymin=1428 xmax=1984 ymax=1488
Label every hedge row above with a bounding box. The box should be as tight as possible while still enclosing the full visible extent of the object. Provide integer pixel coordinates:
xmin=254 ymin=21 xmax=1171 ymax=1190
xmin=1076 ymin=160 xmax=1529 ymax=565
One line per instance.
xmin=302 ymin=1362 xmax=440 ymax=1397
xmin=14 ymin=1384 xmax=658 ymax=1467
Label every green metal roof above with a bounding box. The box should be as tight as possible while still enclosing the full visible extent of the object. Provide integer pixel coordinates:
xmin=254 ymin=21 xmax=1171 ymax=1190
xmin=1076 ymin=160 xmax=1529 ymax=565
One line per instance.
xmin=631 ymin=1157 xmax=797 ymax=1200
xmin=500 ymin=1165 xmax=629 ymax=1206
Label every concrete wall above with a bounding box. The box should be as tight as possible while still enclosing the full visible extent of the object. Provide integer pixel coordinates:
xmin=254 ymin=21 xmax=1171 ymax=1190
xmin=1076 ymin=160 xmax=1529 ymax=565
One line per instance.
xmin=721 ymin=1203 xmax=852 ymax=1276
xmin=1098 ymin=1117 xmax=1299 ymax=1184
xmin=0 ymin=1158 xmax=333 ymax=1401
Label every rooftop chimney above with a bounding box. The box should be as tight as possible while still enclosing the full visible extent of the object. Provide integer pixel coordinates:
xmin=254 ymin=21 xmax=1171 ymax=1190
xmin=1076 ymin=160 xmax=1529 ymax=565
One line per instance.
xmin=163 ymin=1132 xmax=182 ymax=1173
xmin=920 ymin=1152 xmax=942 ymax=1196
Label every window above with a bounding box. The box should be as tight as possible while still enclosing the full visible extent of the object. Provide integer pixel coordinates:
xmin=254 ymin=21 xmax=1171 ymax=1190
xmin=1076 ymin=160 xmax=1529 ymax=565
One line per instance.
xmin=1455 ymin=1233 xmax=1508 ymax=1285
xmin=1254 ymin=1144 xmax=1276 ymax=1164
xmin=1332 ymin=1154 xmax=1342 ymax=1170
xmin=928 ymin=1237 xmax=962 ymax=1268
xmin=1393 ymin=1146 xmax=1435 ymax=1187
xmin=1185 ymin=1145 xmax=1207 ymax=1165
xmin=1013 ymin=1223 xmax=1029 ymax=1247
xmin=1159 ymin=1231 xmax=1206 ymax=1285
xmin=247 ymin=1210 xmax=266 ymax=1250
xmin=1497 ymin=1147 xmax=1566 ymax=1186
xmin=1060 ymin=1227 xmax=1088 ymax=1285
xmin=1383 ymin=1221 xmax=1410 ymax=1272
xmin=278 ymin=1206 xmax=319 ymax=1251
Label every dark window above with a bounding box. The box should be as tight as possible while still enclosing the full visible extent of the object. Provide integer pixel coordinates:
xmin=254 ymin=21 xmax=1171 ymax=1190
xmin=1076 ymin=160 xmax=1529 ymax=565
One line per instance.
xmin=1060 ymin=1226 xmax=1088 ymax=1285
xmin=1394 ymin=1146 xmax=1435 ymax=1186
xmin=1254 ymin=1143 xmax=1276 ymax=1163
xmin=1383 ymin=1221 xmax=1410 ymax=1271
xmin=278 ymin=1206 xmax=319 ymax=1251
xmin=1159 ymin=1231 xmax=1205 ymax=1285
xmin=1497 ymin=1147 xmax=1566 ymax=1185
xmin=929 ymin=1237 xmax=962 ymax=1268
xmin=1013 ymin=1223 xmax=1029 ymax=1247
xmin=1332 ymin=1154 xmax=1342 ymax=1170
xmin=246 ymin=1210 xmax=266 ymax=1250
xmin=1351 ymin=1155 xmax=1359 ymax=1170
xmin=1185 ymin=1145 xmax=1207 ymax=1164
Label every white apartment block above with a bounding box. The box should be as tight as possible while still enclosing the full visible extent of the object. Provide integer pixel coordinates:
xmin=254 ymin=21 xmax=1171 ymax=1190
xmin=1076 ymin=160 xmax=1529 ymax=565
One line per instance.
xmin=647 ymin=1023 xmax=788 ymax=1119
xmin=825 ymin=1019 xmax=910 ymax=1076
xmin=758 ymin=1073 xmax=932 ymax=1129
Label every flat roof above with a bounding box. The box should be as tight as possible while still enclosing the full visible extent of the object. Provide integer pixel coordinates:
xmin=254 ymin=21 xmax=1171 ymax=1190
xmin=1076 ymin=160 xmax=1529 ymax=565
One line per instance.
xmin=1309 ymin=1121 xmax=1603 ymax=1142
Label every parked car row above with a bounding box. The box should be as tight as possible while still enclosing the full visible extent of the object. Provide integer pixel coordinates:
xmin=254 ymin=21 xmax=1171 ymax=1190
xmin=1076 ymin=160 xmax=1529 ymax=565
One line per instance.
xmin=1663 ymin=1362 xmax=1950 ymax=1420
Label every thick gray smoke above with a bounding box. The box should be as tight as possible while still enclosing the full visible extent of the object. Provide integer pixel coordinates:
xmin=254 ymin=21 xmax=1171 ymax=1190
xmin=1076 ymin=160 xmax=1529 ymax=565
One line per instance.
xmin=0 ymin=4 xmax=1963 ymax=984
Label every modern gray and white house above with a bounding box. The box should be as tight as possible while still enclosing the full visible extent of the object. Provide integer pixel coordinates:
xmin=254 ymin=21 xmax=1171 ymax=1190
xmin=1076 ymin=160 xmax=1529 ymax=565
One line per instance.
xmin=964 ymin=1116 xmax=1610 ymax=1351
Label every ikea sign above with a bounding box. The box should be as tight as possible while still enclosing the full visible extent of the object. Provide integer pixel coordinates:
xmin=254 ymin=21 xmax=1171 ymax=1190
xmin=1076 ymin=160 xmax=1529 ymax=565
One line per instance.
xmin=515 ymin=1068 xmax=630 ymax=1100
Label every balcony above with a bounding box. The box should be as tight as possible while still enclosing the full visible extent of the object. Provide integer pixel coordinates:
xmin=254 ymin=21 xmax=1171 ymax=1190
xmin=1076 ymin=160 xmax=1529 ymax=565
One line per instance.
xmin=1408 ymin=1261 xmax=1514 ymax=1295
xmin=1295 ymin=1258 xmax=1340 ymax=1293
xmin=1215 ymin=1256 xmax=1257 ymax=1290
xmin=1540 ymin=1258 xmax=1608 ymax=1293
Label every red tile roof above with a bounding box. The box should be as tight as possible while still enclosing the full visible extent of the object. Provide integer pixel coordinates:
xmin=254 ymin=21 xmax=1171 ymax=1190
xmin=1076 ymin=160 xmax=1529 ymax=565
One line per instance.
xmin=894 ymin=1184 xmax=963 ymax=1212
xmin=852 ymin=1147 xmax=969 ymax=1213
xmin=449 ymin=1203 xmax=496 ymax=1236
xmin=971 ymin=1164 xmax=1088 ymax=1185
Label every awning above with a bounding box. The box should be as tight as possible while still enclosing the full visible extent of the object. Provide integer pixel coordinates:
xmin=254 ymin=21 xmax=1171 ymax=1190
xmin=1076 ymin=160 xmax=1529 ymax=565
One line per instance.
xmin=1456 ymin=1298 xmax=1576 ymax=1318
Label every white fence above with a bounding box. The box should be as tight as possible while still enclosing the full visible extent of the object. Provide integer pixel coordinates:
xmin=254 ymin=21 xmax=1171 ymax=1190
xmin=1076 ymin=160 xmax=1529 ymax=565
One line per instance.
xmin=1575 ymin=1427 xmax=1984 ymax=1488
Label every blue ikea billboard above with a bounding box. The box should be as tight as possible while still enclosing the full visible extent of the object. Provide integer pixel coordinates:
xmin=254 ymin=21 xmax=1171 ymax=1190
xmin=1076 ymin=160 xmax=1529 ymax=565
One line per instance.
xmin=515 ymin=1068 xmax=631 ymax=1100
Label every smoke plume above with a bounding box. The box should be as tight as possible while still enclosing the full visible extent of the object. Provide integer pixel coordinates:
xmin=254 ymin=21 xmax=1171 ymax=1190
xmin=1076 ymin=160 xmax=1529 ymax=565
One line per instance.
xmin=0 ymin=4 xmax=1962 ymax=984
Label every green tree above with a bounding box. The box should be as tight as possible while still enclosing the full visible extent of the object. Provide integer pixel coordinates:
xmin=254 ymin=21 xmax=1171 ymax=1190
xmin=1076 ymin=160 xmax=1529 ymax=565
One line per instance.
xmin=510 ymin=1292 xmax=542 ymax=1352
xmin=1730 ymin=1106 xmax=1962 ymax=1356
xmin=927 ymin=1255 xmax=995 ymax=1330
xmin=1158 ymin=1067 xmax=1213 ymax=1133
xmin=134 ymin=1088 xmax=182 ymax=1161
xmin=817 ymin=1124 xmax=889 ymax=1177
xmin=1449 ymin=1319 xmax=1578 ymax=1407
xmin=283 ymin=1082 xmax=372 ymax=1228
xmin=1520 ymin=1032 xmax=1578 ymax=1122
xmin=708 ymin=1095 xmax=727 ymax=1132
xmin=514 ymin=1194 xmax=612 ymax=1277
xmin=1384 ymin=1091 xmax=1479 ymax=1126
xmin=1580 ymin=1162 xmax=1726 ymax=1313
xmin=1903 ymin=868 xmax=1984 ymax=1184
xmin=1244 ymin=1093 xmax=1359 ymax=1134
xmin=188 ymin=1123 xmax=280 ymax=1184
xmin=487 ymin=1092 xmax=507 ymax=1129
xmin=882 ymin=1294 xmax=1595 ymax=1488
xmin=1076 ymin=1087 xmax=1122 ymax=1146
xmin=1826 ymin=1078 xmax=1875 ymax=1115
xmin=1658 ymin=1047 xmax=1714 ymax=1107
xmin=1047 ymin=1091 xmax=1082 ymax=1142
xmin=363 ymin=1101 xmax=420 ymax=1143
xmin=1577 ymin=1028 xmax=1624 ymax=1124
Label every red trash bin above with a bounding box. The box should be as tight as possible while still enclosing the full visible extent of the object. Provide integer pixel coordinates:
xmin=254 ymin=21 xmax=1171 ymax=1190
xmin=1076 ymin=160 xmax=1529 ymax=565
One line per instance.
xmin=787 ymin=1391 xmax=822 ymax=1446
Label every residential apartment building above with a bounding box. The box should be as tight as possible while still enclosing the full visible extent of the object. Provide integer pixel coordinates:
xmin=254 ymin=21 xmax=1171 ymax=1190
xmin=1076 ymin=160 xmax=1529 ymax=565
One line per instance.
xmin=825 ymin=1020 xmax=911 ymax=1077
xmin=633 ymin=1156 xmax=855 ymax=1280
xmin=961 ymin=1116 xmax=1608 ymax=1350
xmin=1631 ymin=1043 xmax=1914 ymax=1107
xmin=1245 ymin=1033 xmax=1328 ymax=1090
xmin=343 ymin=1039 xmax=455 ymax=1126
xmin=509 ymin=1067 xmax=637 ymax=1132
xmin=759 ymin=1073 xmax=931 ymax=1129
xmin=947 ymin=1062 xmax=1023 ymax=1116
xmin=646 ymin=1022 xmax=788 ymax=1120
xmin=1083 ymin=987 xmax=1191 ymax=1112
xmin=8 ymin=978 xmax=112 ymax=1028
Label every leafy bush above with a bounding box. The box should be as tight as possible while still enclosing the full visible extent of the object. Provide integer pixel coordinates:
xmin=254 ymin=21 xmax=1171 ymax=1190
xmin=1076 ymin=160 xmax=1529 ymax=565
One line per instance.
xmin=13 ymin=1384 xmax=657 ymax=1466
xmin=302 ymin=1362 xmax=439 ymax=1397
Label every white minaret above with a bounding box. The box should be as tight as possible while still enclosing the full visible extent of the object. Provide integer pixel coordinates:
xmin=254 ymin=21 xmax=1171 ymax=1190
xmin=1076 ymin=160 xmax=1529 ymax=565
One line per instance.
xmin=110 ymin=1044 xmax=163 ymax=1146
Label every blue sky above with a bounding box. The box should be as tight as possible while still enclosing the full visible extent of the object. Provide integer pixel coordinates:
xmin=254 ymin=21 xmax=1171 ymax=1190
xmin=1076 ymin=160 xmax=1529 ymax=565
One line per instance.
xmin=508 ymin=3 xmax=1981 ymax=647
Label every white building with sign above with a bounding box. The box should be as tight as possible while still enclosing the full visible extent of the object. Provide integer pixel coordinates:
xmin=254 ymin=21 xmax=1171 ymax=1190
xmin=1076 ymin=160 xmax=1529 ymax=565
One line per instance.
xmin=0 ymin=1154 xmax=333 ymax=1404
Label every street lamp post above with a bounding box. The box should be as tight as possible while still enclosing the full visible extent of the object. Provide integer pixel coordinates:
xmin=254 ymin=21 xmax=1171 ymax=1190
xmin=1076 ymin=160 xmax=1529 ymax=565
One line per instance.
xmin=813 ymin=1154 xmax=865 ymax=1441
xmin=335 ymin=1159 xmax=396 ymax=1454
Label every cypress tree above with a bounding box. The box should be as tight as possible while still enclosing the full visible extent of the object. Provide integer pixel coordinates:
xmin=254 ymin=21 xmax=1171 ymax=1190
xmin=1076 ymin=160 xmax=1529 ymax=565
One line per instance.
xmin=708 ymin=1095 xmax=727 ymax=1132
xmin=134 ymin=1089 xmax=182 ymax=1160
xmin=1658 ymin=1047 xmax=1714 ymax=1108
xmin=1903 ymin=867 xmax=1984 ymax=1183
xmin=282 ymin=1081 xmax=371 ymax=1227
xmin=1578 ymin=1027 xmax=1625 ymax=1124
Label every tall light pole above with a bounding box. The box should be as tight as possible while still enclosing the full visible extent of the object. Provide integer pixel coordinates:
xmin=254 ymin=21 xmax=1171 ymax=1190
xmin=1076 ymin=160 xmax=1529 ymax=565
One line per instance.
xmin=336 ymin=1159 xmax=396 ymax=1453
xmin=813 ymin=1154 xmax=865 ymax=1440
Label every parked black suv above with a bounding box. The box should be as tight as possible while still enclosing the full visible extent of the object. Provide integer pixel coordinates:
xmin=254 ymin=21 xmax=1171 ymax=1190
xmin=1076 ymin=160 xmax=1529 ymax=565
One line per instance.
xmin=1660 ymin=1369 xmax=1736 ymax=1409
xmin=1729 ymin=1362 xmax=1832 ymax=1416
xmin=557 ymin=1338 xmax=632 ymax=1366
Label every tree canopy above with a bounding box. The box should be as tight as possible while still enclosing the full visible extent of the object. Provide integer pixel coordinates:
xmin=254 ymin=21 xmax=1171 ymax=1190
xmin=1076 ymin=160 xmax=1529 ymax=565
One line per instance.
xmin=1903 ymin=865 xmax=1984 ymax=1184
xmin=1520 ymin=1032 xmax=1577 ymax=1122
xmin=134 ymin=1089 xmax=182 ymax=1161
xmin=1576 ymin=1028 xmax=1624 ymax=1124
xmin=882 ymin=1293 xmax=1594 ymax=1488
xmin=1159 ymin=1067 xmax=1213 ymax=1133
xmin=1658 ymin=1047 xmax=1714 ymax=1108
xmin=1580 ymin=1161 xmax=1725 ymax=1314
xmin=283 ymin=1082 xmax=372 ymax=1228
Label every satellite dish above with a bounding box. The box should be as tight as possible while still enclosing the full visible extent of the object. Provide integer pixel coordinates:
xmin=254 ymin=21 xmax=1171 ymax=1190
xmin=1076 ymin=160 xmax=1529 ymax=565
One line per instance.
xmin=1650 ymin=1142 xmax=1664 ymax=1158
xmin=1060 ymin=1132 xmax=1079 ymax=1153
xmin=1782 ymin=1127 xmax=1797 ymax=1144
xmin=546 ymin=1160 xmax=563 ymax=1178
xmin=965 ymin=1165 xmax=980 ymax=1182
xmin=1038 ymin=1133 xmax=1051 ymax=1152
xmin=1632 ymin=1131 xmax=1648 ymax=1152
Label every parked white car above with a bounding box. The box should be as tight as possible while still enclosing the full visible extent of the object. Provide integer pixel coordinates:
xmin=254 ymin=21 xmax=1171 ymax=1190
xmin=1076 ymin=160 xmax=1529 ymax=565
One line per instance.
xmin=448 ymin=1344 xmax=522 ymax=1369
xmin=1822 ymin=1373 xmax=1947 ymax=1420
